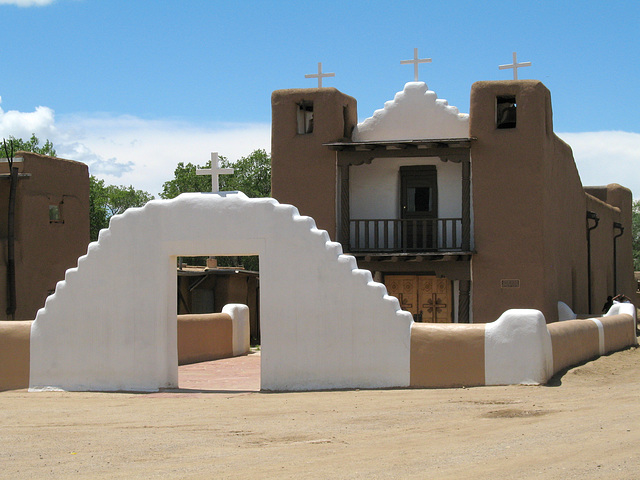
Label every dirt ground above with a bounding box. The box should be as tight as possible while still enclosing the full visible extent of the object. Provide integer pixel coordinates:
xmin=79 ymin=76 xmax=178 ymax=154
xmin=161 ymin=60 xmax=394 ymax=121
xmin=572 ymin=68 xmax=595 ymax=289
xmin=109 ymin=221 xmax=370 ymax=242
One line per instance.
xmin=2 ymin=345 xmax=640 ymax=480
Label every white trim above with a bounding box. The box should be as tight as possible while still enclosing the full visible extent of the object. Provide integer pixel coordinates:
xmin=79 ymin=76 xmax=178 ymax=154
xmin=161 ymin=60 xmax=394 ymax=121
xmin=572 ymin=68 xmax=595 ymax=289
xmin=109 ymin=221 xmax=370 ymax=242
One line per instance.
xmin=589 ymin=318 xmax=605 ymax=356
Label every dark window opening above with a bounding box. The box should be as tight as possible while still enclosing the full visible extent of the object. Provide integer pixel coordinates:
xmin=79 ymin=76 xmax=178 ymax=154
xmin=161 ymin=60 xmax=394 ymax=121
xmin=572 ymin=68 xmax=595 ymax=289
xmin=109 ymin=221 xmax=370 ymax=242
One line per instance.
xmin=496 ymin=95 xmax=517 ymax=129
xmin=406 ymin=186 xmax=433 ymax=213
xmin=296 ymin=101 xmax=314 ymax=134
xmin=343 ymin=105 xmax=351 ymax=138
xmin=49 ymin=203 xmax=63 ymax=223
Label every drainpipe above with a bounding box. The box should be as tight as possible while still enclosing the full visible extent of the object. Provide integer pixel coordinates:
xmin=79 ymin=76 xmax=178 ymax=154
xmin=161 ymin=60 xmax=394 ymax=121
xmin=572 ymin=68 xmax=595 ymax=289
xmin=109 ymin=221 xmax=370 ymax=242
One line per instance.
xmin=613 ymin=222 xmax=624 ymax=295
xmin=586 ymin=211 xmax=600 ymax=314
xmin=2 ymin=140 xmax=17 ymax=319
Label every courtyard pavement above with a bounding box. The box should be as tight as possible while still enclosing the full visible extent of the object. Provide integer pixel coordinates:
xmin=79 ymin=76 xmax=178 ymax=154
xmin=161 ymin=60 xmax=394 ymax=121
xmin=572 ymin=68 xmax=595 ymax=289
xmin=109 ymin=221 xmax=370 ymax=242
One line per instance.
xmin=149 ymin=351 xmax=261 ymax=396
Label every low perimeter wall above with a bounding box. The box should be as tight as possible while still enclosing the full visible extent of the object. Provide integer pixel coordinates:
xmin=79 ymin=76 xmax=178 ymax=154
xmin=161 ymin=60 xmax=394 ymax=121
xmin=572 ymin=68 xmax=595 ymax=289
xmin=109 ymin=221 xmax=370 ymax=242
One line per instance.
xmin=0 ymin=321 xmax=32 ymax=391
xmin=178 ymin=304 xmax=250 ymax=365
xmin=0 ymin=304 xmax=250 ymax=391
xmin=3 ymin=305 xmax=635 ymax=391
xmin=410 ymin=304 xmax=637 ymax=388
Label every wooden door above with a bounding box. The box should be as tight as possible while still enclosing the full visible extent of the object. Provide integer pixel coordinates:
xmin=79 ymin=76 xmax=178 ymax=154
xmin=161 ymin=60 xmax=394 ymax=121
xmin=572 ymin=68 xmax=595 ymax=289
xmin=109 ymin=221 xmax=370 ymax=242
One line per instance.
xmin=384 ymin=275 xmax=418 ymax=316
xmin=418 ymin=276 xmax=452 ymax=323
xmin=400 ymin=166 xmax=438 ymax=250
xmin=384 ymin=275 xmax=452 ymax=323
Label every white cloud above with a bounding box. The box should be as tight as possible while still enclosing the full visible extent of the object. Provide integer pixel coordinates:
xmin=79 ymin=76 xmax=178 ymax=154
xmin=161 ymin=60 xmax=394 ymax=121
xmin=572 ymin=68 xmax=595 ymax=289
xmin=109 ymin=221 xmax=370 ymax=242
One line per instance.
xmin=54 ymin=113 xmax=271 ymax=196
xmin=557 ymin=131 xmax=640 ymax=199
xmin=0 ymin=96 xmax=58 ymax=140
xmin=0 ymin=98 xmax=271 ymax=196
xmin=0 ymin=0 xmax=55 ymax=6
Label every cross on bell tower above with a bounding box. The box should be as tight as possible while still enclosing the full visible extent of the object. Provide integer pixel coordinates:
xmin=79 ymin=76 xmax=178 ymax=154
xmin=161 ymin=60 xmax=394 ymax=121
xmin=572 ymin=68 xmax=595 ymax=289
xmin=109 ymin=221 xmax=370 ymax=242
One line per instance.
xmin=499 ymin=52 xmax=532 ymax=80
xmin=196 ymin=152 xmax=234 ymax=192
xmin=305 ymin=62 xmax=335 ymax=88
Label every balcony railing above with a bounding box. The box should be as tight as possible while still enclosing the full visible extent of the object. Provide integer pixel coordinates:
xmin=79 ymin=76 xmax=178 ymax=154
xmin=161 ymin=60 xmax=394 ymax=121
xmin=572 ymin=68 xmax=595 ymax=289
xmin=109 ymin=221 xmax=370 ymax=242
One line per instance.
xmin=349 ymin=218 xmax=463 ymax=253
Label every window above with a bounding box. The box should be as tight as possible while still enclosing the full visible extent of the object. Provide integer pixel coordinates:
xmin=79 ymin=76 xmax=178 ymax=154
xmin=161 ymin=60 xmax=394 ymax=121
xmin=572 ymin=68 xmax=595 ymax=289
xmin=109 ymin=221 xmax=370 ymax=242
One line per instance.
xmin=406 ymin=186 xmax=433 ymax=213
xmin=296 ymin=101 xmax=314 ymax=134
xmin=496 ymin=95 xmax=517 ymax=129
xmin=401 ymin=166 xmax=438 ymax=216
xmin=49 ymin=203 xmax=63 ymax=223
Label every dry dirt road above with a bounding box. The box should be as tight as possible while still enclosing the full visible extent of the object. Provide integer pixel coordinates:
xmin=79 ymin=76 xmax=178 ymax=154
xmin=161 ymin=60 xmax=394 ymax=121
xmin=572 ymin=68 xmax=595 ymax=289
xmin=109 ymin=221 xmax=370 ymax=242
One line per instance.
xmin=1 ymin=345 xmax=639 ymax=479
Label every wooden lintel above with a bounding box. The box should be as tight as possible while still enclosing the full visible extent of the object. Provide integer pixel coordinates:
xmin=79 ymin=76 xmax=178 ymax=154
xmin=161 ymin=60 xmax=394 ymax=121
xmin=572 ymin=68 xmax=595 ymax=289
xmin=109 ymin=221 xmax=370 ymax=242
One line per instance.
xmin=354 ymin=145 xmax=377 ymax=151
xmin=0 ymin=173 xmax=31 ymax=179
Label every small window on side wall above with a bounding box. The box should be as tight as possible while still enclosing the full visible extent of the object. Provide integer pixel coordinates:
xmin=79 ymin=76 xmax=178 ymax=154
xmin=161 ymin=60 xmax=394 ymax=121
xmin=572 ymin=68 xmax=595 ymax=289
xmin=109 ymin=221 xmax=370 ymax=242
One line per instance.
xmin=296 ymin=101 xmax=314 ymax=134
xmin=49 ymin=203 xmax=63 ymax=223
xmin=496 ymin=95 xmax=517 ymax=129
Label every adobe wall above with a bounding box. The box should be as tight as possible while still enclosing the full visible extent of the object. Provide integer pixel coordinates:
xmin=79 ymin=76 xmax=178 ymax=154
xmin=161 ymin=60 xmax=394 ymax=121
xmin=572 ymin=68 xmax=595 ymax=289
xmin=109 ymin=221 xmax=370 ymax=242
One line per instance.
xmin=0 ymin=320 xmax=31 ymax=391
xmin=547 ymin=319 xmax=600 ymax=373
xmin=0 ymin=152 xmax=89 ymax=320
xmin=469 ymin=81 xmax=631 ymax=322
xmin=410 ymin=322 xmax=485 ymax=387
xmin=470 ymin=81 xmax=551 ymax=322
xmin=271 ymin=88 xmax=357 ymax=239
xmin=540 ymin=130 xmax=590 ymax=320
xmin=584 ymin=193 xmax=620 ymax=312
xmin=548 ymin=310 xmax=637 ymax=375
xmin=584 ymin=184 xmax=637 ymax=304
xmin=177 ymin=305 xmax=250 ymax=365
xmin=409 ymin=304 xmax=636 ymax=388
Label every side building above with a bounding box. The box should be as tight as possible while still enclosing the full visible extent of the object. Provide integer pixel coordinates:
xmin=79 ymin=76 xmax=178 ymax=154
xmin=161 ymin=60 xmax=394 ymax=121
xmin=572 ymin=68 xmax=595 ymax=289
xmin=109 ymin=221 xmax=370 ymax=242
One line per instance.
xmin=271 ymin=80 xmax=637 ymax=323
xmin=0 ymin=151 xmax=90 ymax=320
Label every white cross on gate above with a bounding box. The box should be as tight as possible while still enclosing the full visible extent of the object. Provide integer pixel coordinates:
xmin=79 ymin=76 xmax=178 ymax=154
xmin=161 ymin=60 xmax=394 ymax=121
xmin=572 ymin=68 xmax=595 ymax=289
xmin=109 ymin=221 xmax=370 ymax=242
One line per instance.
xmin=196 ymin=152 xmax=234 ymax=192
xmin=400 ymin=48 xmax=432 ymax=82
xmin=499 ymin=52 xmax=532 ymax=80
xmin=305 ymin=62 xmax=335 ymax=88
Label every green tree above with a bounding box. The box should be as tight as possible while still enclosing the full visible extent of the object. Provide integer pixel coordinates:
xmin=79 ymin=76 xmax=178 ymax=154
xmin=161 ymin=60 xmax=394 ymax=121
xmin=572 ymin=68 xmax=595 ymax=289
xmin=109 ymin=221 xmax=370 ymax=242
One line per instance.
xmin=633 ymin=199 xmax=640 ymax=271
xmin=90 ymin=176 xmax=154 ymax=241
xmin=219 ymin=149 xmax=271 ymax=197
xmin=3 ymin=133 xmax=56 ymax=157
xmin=159 ymin=160 xmax=219 ymax=199
xmin=160 ymin=149 xmax=271 ymax=199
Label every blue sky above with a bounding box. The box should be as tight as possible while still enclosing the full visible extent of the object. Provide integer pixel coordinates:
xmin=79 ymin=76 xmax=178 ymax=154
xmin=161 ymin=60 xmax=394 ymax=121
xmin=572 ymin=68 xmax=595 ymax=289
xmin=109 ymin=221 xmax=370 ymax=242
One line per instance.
xmin=1 ymin=0 xmax=638 ymax=197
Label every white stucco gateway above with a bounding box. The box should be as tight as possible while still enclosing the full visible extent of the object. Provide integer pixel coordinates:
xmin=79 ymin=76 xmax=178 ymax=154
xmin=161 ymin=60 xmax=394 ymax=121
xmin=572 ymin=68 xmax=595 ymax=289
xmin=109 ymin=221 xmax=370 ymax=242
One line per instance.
xmin=29 ymin=192 xmax=413 ymax=392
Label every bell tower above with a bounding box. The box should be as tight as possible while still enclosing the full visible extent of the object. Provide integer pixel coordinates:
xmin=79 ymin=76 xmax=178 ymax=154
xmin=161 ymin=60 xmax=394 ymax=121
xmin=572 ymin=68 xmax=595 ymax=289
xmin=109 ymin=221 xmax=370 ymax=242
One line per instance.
xmin=271 ymin=88 xmax=357 ymax=239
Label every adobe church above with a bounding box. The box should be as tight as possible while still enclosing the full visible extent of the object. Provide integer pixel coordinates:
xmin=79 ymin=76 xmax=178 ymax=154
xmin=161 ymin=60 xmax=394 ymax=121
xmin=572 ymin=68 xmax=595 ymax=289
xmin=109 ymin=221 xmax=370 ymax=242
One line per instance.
xmin=271 ymin=80 xmax=637 ymax=324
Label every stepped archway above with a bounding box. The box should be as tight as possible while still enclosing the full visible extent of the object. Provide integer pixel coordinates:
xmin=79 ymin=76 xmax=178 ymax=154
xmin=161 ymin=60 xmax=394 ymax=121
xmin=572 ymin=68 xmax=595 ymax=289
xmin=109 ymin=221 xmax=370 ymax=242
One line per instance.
xmin=30 ymin=193 xmax=412 ymax=392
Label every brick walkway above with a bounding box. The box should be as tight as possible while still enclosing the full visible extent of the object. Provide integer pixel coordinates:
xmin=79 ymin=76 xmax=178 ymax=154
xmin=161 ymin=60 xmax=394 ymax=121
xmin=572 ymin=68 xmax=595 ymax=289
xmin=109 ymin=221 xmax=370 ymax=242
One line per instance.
xmin=149 ymin=352 xmax=261 ymax=396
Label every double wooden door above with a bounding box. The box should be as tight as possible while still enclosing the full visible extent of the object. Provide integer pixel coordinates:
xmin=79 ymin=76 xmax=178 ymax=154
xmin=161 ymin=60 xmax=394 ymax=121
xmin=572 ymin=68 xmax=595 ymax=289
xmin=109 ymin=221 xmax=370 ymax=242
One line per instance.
xmin=384 ymin=275 xmax=452 ymax=323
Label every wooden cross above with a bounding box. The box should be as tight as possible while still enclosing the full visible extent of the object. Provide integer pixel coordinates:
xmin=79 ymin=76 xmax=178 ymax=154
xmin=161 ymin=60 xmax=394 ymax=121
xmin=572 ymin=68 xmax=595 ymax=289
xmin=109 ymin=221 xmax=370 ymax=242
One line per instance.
xmin=305 ymin=62 xmax=335 ymax=88
xmin=499 ymin=52 xmax=532 ymax=80
xmin=196 ymin=152 xmax=234 ymax=192
xmin=400 ymin=48 xmax=432 ymax=82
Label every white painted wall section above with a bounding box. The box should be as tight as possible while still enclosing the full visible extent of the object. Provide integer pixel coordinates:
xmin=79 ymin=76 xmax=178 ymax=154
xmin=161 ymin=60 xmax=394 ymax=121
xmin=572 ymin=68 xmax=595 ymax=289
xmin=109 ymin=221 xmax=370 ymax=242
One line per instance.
xmin=30 ymin=193 xmax=413 ymax=392
xmin=484 ymin=309 xmax=553 ymax=385
xmin=222 ymin=303 xmax=250 ymax=357
xmin=352 ymin=82 xmax=469 ymax=141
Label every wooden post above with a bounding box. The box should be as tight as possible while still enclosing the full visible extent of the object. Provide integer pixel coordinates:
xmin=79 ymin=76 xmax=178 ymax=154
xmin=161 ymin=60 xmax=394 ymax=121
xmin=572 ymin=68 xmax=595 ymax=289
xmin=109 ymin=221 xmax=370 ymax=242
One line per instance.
xmin=461 ymin=156 xmax=471 ymax=251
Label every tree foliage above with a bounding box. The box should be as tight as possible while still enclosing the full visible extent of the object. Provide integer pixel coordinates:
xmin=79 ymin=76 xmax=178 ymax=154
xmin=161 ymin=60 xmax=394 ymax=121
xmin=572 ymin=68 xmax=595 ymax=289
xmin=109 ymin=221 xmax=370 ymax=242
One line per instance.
xmin=219 ymin=149 xmax=271 ymax=197
xmin=90 ymin=176 xmax=154 ymax=241
xmin=160 ymin=149 xmax=271 ymax=199
xmin=2 ymin=134 xmax=56 ymax=157
xmin=633 ymin=199 xmax=640 ymax=271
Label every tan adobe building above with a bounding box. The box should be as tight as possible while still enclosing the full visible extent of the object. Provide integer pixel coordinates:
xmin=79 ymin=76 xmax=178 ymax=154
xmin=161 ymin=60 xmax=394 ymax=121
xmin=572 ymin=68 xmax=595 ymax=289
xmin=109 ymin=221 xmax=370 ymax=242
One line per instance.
xmin=271 ymin=80 xmax=637 ymax=324
xmin=0 ymin=151 xmax=89 ymax=320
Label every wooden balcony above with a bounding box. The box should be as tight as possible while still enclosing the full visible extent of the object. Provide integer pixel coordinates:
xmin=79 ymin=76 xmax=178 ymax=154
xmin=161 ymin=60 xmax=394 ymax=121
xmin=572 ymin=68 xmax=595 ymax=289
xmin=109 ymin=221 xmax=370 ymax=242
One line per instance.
xmin=348 ymin=218 xmax=465 ymax=253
